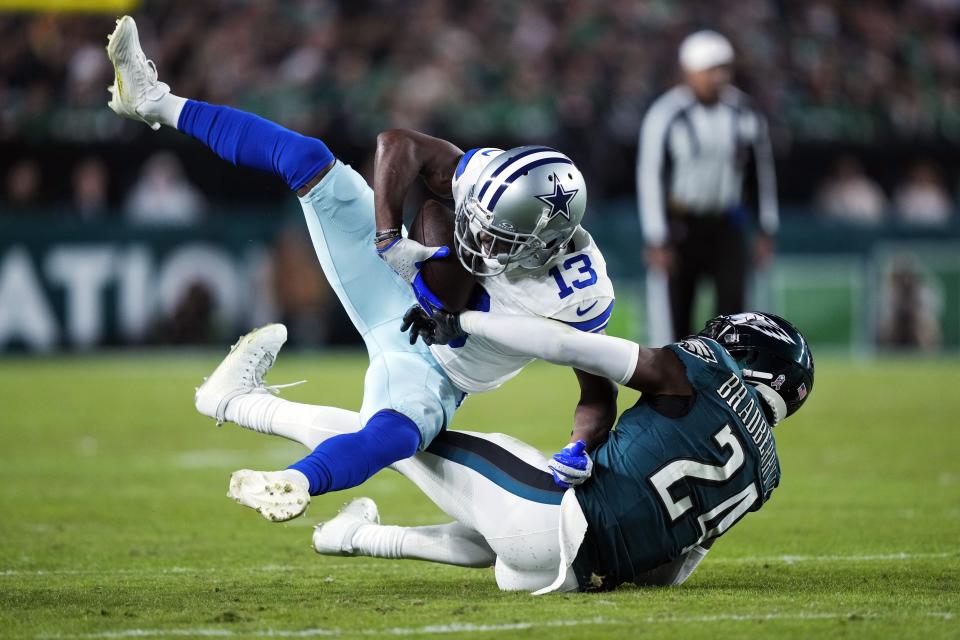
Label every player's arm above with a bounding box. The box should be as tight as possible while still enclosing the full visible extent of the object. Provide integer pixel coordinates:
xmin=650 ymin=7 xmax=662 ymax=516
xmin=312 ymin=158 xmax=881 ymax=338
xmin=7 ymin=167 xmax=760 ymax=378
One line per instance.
xmin=638 ymin=99 xmax=673 ymax=271
xmin=404 ymin=308 xmax=690 ymax=397
xmin=373 ymin=130 xmax=464 ymax=281
xmin=570 ymin=368 xmax=618 ymax=450
xmin=373 ymin=128 xmax=463 ymax=226
xmin=402 ymin=308 xmax=691 ymax=487
xmin=750 ymin=113 xmax=778 ymax=268
xmin=541 ymin=368 xmax=618 ymax=488
xmin=457 ymin=311 xmax=689 ymax=395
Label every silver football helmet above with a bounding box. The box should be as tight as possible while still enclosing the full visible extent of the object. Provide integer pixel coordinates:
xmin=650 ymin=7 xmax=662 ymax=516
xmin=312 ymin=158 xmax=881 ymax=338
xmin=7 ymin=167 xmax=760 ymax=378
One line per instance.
xmin=454 ymin=146 xmax=587 ymax=277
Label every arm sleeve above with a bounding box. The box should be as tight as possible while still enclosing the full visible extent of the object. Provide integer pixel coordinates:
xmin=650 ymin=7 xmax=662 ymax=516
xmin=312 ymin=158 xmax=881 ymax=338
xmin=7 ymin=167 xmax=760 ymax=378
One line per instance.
xmin=459 ymin=311 xmax=640 ymax=385
xmin=753 ymin=114 xmax=779 ymax=236
xmin=638 ymin=101 xmax=671 ymax=247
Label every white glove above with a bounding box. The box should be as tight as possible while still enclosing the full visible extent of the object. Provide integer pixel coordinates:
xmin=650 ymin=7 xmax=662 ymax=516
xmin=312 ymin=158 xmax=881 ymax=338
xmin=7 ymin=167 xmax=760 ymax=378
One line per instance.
xmin=548 ymin=440 xmax=594 ymax=488
xmin=377 ymin=235 xmax=449 ymax=283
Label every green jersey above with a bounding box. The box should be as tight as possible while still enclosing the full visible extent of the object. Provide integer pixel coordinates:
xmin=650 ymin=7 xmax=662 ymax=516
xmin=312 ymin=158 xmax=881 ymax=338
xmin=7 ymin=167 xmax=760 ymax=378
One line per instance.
xmin=572 ymin=336 xmax=780 ymax=590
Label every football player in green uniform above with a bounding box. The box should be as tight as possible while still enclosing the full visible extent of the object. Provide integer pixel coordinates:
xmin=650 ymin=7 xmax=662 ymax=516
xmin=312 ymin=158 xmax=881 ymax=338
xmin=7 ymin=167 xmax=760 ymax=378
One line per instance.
xmin=246 ymin=308 xmax=810 ymax=593
xmin=385 ymin=308 xmax=813 ymax=591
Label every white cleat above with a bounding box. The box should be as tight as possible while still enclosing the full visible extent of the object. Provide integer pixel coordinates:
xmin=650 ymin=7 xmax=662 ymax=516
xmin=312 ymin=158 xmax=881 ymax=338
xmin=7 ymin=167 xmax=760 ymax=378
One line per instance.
xmin=195 ymin=324 xmax=297 ymax=426
xmin=312 ymin=497 xmax=380 ymax=556
xmin=105 ymin=15 xmax=169 ymax=130
xmin=228 ymin=469 xmax=311 ymax=522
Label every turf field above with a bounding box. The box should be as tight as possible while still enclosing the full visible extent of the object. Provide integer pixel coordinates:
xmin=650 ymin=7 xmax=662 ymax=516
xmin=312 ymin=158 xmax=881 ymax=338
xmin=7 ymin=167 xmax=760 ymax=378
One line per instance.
xmin=0 ymin=352 xmax=957 ymax=639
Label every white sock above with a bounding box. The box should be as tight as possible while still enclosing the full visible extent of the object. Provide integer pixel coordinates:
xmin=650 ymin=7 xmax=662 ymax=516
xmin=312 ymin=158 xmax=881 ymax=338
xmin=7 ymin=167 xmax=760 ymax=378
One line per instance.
xmin=225 ymin=394 xmax=361 ymax=449
xmin=351 ymin=522 xmax=495 ymax=568
xmin=139 ymin=92 xmax=187 ymax=129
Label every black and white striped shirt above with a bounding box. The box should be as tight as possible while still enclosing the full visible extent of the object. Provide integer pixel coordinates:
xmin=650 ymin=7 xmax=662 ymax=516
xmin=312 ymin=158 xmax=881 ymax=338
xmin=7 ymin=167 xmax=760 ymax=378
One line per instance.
xmin=637 ymin=85 xmax=778 ymax=246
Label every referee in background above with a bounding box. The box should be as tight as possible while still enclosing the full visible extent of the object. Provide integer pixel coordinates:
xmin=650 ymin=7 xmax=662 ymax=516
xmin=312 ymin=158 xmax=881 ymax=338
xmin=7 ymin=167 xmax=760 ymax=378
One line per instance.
xmin=638 ymin=30 xmax=778 ymax=344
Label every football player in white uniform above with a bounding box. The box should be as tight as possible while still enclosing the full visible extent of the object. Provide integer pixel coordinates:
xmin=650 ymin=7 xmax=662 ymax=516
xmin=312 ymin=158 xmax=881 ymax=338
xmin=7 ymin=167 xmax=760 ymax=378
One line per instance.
xmin=105 ymin=16 xmax=618 ymax=522
xmin=403 ymin=144 xmax=616 ymax=396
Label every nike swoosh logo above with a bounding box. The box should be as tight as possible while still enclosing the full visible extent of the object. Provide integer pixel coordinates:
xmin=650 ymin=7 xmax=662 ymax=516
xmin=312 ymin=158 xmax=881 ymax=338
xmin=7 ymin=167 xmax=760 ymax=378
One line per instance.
xmin=575 ymin=301 xmax=599 ymax=317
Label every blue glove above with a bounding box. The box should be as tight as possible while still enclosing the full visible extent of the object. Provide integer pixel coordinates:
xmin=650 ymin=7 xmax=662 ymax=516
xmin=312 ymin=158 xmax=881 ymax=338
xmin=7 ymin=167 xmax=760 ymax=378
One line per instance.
xmin=548 ymin=440 xmax=593 ymax=488
xmin=411 ymin=271 xmax=446 ymax=317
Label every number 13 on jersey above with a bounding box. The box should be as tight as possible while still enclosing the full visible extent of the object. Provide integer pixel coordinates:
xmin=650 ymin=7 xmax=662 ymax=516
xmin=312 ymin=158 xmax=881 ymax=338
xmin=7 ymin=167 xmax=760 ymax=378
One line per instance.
xmin=549 ymin=254 xmax=598 ymax=299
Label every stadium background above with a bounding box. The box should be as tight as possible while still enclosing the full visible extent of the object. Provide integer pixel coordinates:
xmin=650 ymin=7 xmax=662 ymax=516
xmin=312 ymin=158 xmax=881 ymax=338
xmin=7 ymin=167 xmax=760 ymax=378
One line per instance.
xmin=1 ymin=1 xmax=958 ymax=639
xmin=2 ymin=0 xmax=959 ymax=353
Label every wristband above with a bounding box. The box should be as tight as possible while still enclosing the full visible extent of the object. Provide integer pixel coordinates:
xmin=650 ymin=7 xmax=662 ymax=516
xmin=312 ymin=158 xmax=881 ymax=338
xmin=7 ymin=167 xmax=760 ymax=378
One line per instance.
xmin=374 ymin=228 xmax=400 ymax=244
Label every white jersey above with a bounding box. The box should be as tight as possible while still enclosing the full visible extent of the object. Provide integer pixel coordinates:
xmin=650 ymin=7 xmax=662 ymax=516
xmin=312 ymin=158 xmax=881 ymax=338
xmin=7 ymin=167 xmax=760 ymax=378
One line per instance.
xmin=431 ymin=148 xmax=616 ymax=394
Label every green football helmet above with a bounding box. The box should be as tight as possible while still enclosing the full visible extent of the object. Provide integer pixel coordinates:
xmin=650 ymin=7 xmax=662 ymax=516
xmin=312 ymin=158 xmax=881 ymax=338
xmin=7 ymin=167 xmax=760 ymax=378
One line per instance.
xmin=454 ymin=146 xmax=587 ymax=276
xmin=700 ymin=312 xmax=815 ymax=425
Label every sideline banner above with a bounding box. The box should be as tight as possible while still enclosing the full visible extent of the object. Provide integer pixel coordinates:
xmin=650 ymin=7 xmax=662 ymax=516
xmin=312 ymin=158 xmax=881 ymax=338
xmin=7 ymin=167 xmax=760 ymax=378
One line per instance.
xmin=0 ymin=218 xmax=280 ymax=352
xmin=1 ymin=216 xmax=957 ymax=353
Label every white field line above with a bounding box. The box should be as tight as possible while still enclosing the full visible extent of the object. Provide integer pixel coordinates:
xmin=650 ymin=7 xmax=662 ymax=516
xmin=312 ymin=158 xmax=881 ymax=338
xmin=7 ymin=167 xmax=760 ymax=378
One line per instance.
xmin=3 ymin=551 xmax=955 ymax=577
xmin=173 ymin=447 xmax=299 ymax=469
xmin=0 ymin=564 xmax=364 ymax=577
xmin=33 ymin=612 xmax=957 ymax=639
xmin=34 ymin=618 xmax=609 ymax=639
xmin=709 ymin=551 xmax=958 ymax=565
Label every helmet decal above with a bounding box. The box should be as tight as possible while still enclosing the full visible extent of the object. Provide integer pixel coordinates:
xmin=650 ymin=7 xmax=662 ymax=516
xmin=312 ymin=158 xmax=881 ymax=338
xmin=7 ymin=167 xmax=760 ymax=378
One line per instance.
xmin=534 ymin=173 xmax=579 ymax=221
xmin=475 ymin=146 xmax=557 ymax=203
xmin=729 ymin=312 xmax=796 ymax=344
xmin=484 ymin=156 xmax=573 ymax=211
xmin=771 ymin=374 xmax=786 ymax=390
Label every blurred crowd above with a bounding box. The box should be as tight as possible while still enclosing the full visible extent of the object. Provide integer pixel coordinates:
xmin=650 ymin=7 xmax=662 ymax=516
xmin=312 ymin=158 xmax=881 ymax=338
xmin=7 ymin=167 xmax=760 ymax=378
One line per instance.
xmin=5 ymin=151 xmax=207 ymax=223
xmin=2 ymin=0 xmax=960 ymax=211
xmin=4 ymin=0 xmax=960 ymax=145
xmin=818 ymin=156 xmax=956 ymax=226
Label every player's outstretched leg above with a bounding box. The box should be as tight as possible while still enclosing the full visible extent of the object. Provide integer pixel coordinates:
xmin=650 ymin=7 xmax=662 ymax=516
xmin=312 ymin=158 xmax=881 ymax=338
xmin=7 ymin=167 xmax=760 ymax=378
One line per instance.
xmin=195 ymin=323 xmax=446 ymax=524
xmin=301 ymin=430 xmax=579 ymax=592
xmin=195 ymin=326 xmax=421 ymax=523
xmin=194 ymin=324 xmax=361 ymax=443
xmin=106 ymin=15 xmax=333 ymax=192
xmin=313 ymin=498 xmax=495 ymax=568
xmin=223 ymin=409 xmax=420 ymax=522
xmin=195 ymin=323 xmax=368 ymax=521
xmin=107 ymin=18 xmax=460 ymax=520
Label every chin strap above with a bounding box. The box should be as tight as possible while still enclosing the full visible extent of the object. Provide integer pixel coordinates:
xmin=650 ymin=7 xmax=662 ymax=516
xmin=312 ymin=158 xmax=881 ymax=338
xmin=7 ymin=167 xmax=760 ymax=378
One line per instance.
xmin=751 ymin=383 xmax=786 ymax=426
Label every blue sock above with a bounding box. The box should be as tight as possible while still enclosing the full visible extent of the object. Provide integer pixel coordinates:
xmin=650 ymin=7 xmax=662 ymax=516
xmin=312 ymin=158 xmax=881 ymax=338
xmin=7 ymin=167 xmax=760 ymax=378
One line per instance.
xmin=288 ymin=410 xmax=422 ymax=496
xmin=177 ymin=99 xmax=334 ymax=191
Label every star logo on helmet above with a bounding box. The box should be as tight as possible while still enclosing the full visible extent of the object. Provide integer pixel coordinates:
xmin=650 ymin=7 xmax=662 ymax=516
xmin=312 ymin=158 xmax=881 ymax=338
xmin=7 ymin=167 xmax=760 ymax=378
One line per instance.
xmin=535 ymin=175 xmax=578 ymax=221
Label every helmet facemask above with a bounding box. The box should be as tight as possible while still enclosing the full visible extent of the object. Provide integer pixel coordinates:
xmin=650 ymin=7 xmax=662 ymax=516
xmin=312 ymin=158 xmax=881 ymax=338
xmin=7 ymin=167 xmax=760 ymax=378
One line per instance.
xmin=454 ymin=195 xmax=571 ymax=277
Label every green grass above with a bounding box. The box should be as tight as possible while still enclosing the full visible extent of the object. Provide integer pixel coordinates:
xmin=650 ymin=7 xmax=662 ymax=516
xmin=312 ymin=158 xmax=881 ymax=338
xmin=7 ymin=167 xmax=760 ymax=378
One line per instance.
xmin=0 ymin=352 xmax=957 ymax=639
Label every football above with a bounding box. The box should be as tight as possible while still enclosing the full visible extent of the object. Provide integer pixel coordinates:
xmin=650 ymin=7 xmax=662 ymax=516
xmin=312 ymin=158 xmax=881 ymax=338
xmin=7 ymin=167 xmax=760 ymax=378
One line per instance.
xmin=408 ymin=199 xmax=477 ymax=312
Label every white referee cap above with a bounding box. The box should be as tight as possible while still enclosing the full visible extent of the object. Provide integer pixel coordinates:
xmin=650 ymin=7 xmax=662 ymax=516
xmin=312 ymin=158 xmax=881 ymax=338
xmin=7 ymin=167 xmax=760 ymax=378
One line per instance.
xmin=679 ymin=30 xmax=734 ymax=72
